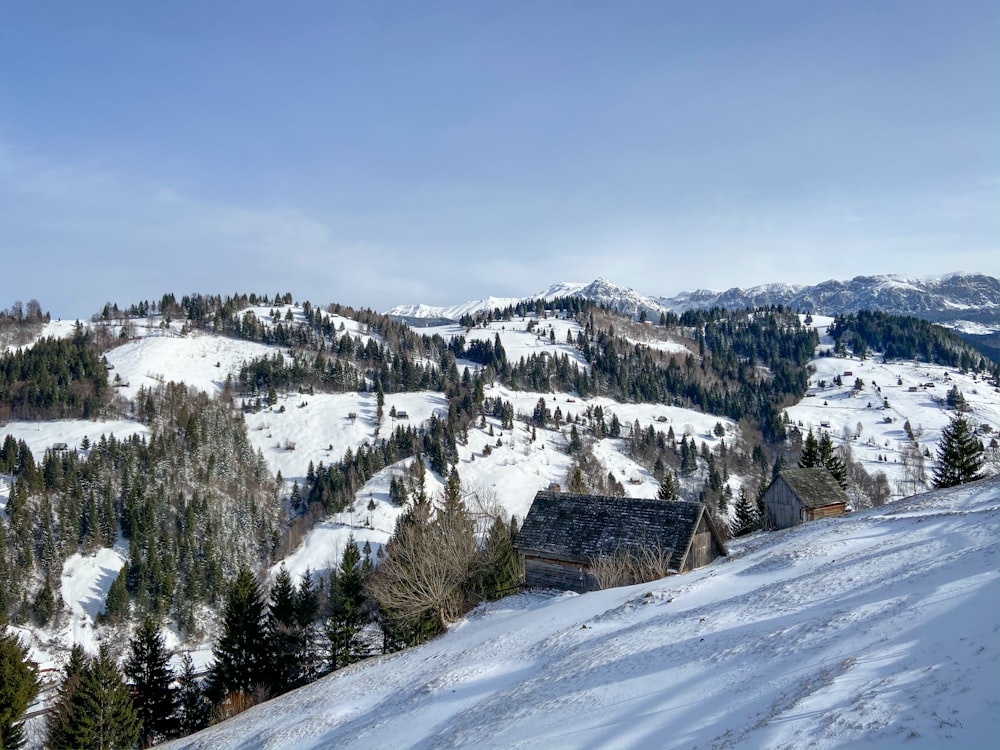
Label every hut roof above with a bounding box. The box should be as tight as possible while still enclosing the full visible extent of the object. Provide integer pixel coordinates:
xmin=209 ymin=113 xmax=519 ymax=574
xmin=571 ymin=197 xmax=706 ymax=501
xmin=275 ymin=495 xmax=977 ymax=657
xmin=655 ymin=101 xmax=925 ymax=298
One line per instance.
xmin=775 ymin=468 xmax=850 ymax=509
xmin=516 ymin=491 xmax=726 ymax=567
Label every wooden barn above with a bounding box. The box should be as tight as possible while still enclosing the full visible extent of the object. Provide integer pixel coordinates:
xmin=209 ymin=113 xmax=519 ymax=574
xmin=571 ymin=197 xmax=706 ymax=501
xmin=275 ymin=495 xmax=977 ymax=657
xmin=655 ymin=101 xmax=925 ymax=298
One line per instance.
xmin=515 ymin=491 xmax=728 ymax=593
xmin=761 ymin=468 xmax=850 ymax=530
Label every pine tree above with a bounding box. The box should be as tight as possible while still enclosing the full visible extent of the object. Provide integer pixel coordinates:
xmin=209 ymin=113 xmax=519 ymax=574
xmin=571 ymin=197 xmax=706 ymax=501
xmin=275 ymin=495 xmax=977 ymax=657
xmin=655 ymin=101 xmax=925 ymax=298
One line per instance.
xmin=933 ymin=414 xmax=985 ymax=488
xmin=48 ymin=644 xmax=140 ymax=750
xmin=175 ymin=654 xmax=210 ymax=737
xmin=680 ymin=437 xmax=697 ymax=476
xmin=103 ymin=565 xmax=129 ymax=623
xmin=799 ymin=429 xmax=821 ymax=469
xmin=568 ymin=424 xmax=583 ymax=454
xmin=657 ymin=472 xmax=679 ymax=501
xmin=46 ymin=644 xmax=86 ymax=750
xmin=327 ymin=537 xmax=369 ymax=671
xmin=0 ymin=621 xmax=39 ymax=750
xmin=294 ymin=570 xmax=323 ymax=683
xmin=802 ymin=429 xmax=847 ymax=489
xmin=476 ymin=516 xmax=522 ymax=600
xmin=124 ymin=617 xmax=177 ymax=747
xmin=818 ymin=433 xmax=848 ymax=490
xmin=32 ymin=577 xmax=56 ymax=627
xmin=207 ymin=566 xmax=272 ymax=704
xmin=266 ymin=565 xmax=304 ymax=693
xmin=730 ymin=487 xmax=761 ymax=537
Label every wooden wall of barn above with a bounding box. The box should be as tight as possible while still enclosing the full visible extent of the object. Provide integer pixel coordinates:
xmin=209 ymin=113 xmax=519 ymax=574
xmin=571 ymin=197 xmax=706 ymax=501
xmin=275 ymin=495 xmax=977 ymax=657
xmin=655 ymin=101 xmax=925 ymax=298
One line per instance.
xmin=524 ymin=556 xmax=597 ymax=593
xmin=684 ymin=515 xmax=725 ymax=571
xmin=806 ymin=504 xmax=846 ymax=521
xmin=762 ymin=479 xmax=804 ymax=530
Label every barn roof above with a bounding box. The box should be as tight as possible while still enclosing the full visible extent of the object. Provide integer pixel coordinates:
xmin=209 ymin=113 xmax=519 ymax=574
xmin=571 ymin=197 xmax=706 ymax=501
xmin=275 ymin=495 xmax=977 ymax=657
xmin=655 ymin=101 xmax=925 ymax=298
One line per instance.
xmin=516 ymin=491 xmax=726 ymax=567
xmin=775 ymin=468 xmax=850 ymax=508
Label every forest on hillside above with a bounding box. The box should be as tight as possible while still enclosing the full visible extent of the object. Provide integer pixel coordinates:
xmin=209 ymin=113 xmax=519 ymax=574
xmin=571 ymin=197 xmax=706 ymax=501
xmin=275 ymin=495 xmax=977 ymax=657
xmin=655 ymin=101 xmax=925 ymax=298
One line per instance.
xmin=3 ymin=291 xmax=992 ymax=743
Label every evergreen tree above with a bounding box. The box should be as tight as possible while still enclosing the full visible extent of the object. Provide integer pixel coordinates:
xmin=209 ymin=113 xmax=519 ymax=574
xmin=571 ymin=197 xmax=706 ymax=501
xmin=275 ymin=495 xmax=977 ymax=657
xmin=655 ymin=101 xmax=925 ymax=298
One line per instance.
xmin=175 ymin=654 xmax=210 ymax=737
xmin=266 ymin=565 xmax=304 ymax=694
xmin=124 ymin=617 xmax=177 ymax=747
xmin=680 ymin=437 xmax=697 ymax=476
xmin=294 ymin=570 xmax=323 ymax=683
xmin=730 ymin=487 xmax=761 ymax=537
xmin=818 ymin=433 xmax=848 ymax=490
xmin=103 ymin=565 xmax=129 ymax=623
xmin=0 ymin=622 xmax=39 ymax=750
xmin=946 ymin=385 xmax=968 ymax=412
xmin=801 ymin=429 xmax=847 ymax=489
xmin=207 ymin=566 xmax=272 ymax=704
xmin=46 ymin=644 xmax=87 ymax=750
xmin=568 ymin=424 xmax=583 ymax=454
xmin=476 ymin=516 xmax=522 ymax=600
xmin=32 ymin=577 xmax=56 ymax=627
xmin=327 ymin=537 xmax=369 ymax=671
xmin=657 ymin=472 xmax=679 ymax=501
xmin=48 ymin=644 xmax=140 ymax=750
xmin=933 ymin=414 xmax=985 ymax=488
xmin=799 ymin=429 xmax=821 ymax=469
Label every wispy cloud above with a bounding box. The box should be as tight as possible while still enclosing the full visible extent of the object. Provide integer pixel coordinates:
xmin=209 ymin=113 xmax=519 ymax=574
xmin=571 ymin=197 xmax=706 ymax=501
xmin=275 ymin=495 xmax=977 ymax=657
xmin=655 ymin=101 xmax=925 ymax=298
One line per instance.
xmin=0 ymin=143 xmax=435 ymax=316
xmin=0 ymin=137 xmax=996 ymax=318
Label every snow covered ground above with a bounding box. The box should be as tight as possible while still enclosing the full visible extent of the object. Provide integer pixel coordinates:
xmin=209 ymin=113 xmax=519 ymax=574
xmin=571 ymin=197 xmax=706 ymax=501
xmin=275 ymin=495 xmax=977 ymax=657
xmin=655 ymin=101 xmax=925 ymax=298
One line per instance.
xmin=0 ymin=419 xmax=151 ymax=463
xmin=420 ymin=315 xmax=589 ymax=372
xmin=785 ymin=346 xmax=999 ymax=494
xmin=103 ymin=327 xmax=284 ymax=401
xmin=163 ymin=476 xmax=1000 ymax=750
xmin=259 ymin=380 xmax=738 ymax=589
xmin=4 ymin=310 xmax=998 ymax=744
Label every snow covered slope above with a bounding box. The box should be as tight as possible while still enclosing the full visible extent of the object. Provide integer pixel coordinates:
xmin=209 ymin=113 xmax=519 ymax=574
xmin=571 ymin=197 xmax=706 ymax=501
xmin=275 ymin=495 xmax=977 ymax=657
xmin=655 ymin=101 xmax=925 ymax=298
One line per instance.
xmin=164 ymin=476 xmax=1000 ymax=750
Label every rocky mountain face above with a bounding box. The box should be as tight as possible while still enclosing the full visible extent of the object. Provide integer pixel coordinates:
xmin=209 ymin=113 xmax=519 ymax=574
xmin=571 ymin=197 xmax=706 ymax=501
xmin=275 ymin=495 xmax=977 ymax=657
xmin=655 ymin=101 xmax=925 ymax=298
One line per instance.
xmin=390 ymin=273 xmax=999 ymax=333
xmin=659 ymin=273 xmax=1000 ymax=326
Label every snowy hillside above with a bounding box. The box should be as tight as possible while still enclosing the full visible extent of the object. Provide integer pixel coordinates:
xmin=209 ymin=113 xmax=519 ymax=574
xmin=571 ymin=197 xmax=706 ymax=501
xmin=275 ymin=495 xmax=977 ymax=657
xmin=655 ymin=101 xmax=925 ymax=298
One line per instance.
xmin=164 ymin=476 xmax=1000 ymax=750
xmin=4 ymin=308 xmax=996 ymax=604
xmin=3 ymin=295 xmax=998 ymax=749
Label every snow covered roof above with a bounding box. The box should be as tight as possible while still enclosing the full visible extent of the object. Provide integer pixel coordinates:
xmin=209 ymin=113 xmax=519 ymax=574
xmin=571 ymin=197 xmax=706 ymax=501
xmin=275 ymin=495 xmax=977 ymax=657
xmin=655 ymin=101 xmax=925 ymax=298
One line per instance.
xmin=516 ymin=491 xmax=727 ymax=567
xmin=775 ymin=467 xmax=850 ymax=509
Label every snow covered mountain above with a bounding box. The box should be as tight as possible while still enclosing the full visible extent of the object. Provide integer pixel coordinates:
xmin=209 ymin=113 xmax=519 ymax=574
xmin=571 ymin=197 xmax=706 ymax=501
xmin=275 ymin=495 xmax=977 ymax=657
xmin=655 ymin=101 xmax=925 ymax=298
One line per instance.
xmin=389 ymin=272 xmax=1000 ymax=331
xmin=388 ymin=278 xmax=666 ymax=323
xmin=658 ymin=272 xmax=1000 ymax=326
xmin=163 ymin=476 xmax=1000 ymax=750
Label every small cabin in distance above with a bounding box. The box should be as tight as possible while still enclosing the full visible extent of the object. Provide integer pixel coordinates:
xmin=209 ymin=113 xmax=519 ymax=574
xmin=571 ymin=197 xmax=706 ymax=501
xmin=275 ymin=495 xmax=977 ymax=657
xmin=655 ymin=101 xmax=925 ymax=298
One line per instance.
xmin=761 ymin=468 xmax=849 ymax=530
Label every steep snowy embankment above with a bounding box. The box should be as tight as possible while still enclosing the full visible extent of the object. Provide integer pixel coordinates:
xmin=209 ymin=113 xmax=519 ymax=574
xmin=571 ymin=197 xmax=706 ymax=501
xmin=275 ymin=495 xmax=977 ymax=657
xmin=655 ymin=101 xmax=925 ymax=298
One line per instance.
xmin=166 ymin=477 xmax=1000 ymax=750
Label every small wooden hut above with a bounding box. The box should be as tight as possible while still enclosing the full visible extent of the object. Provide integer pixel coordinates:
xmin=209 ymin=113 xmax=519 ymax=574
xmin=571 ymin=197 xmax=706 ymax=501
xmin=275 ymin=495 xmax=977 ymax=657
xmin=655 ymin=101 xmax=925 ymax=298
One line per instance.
xmin=515 ymin=491 xmax=728 ymax=593
xmin=761 ymin=468 xmax=849 ymax=530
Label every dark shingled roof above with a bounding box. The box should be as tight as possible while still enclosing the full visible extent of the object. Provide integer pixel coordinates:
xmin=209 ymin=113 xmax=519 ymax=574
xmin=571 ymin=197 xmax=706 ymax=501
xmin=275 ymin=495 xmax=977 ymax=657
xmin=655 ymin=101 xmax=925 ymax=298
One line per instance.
xmin=516 ymin=491 xmax=726 ymax=566
xmin=776 ymin=468 xmax=850 ymax=508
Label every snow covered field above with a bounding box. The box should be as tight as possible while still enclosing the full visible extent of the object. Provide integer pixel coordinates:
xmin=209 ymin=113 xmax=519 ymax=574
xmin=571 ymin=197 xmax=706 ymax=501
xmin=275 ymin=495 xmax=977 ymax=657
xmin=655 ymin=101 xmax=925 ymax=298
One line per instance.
xmin=164 ymin=476 xmax=1000 ymax=750
xmin=103 ymin=328 xmax=284 ymax=401
xmin=0 ymin=419 xmax=151 ymax=465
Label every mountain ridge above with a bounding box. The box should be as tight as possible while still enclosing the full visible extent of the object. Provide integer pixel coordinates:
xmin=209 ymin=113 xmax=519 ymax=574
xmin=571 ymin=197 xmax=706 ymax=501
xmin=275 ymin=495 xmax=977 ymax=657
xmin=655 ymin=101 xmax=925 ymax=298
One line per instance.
xmin=388 ymin=271 xmax=1000 ymax=330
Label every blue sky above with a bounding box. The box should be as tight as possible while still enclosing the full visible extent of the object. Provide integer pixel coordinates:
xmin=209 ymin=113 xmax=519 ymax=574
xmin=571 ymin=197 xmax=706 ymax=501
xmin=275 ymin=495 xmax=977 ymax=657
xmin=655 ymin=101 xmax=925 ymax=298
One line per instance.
xmin=1 ymin=1 xmax=997 ymax=318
